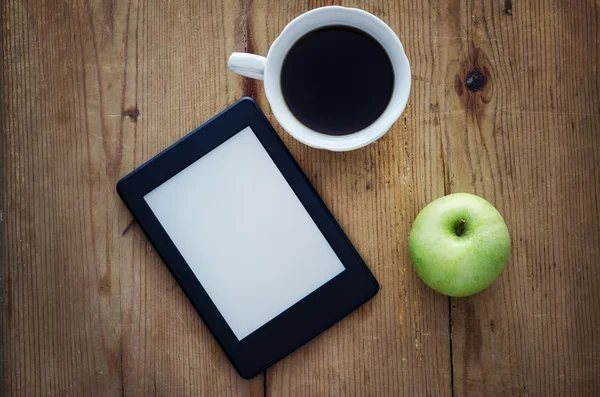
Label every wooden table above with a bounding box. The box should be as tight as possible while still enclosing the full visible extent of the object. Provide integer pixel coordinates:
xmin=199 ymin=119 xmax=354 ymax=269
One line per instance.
xmin=2 ymin=0 xmax=599 ymax=396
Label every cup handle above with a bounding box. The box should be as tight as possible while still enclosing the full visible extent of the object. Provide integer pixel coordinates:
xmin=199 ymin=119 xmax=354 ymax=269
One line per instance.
xmin=228 ymin=53 xmax=266 ymax=81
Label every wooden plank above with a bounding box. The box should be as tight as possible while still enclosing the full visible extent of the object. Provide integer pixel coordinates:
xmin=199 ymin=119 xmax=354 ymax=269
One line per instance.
xmin=439 ymin=0 xmax=600 ymax=395
xmin=246 ymin=1 xmax=452 ymax=396
xmin=1 ymin=0 xmax=263 ymax=395
xmin=3 ymin=0 xmax=600 ymax=395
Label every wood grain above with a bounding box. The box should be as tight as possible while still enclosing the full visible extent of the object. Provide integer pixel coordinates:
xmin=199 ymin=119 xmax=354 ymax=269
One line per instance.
xmin=1 ymin=0 xmax=262 ymax=395
xmin=439 ymin=1 xmax=600 ymax=396
xmin=247 ymin=1 xmax=452 ymax=396
xmin=2 ymin=0 xmax=599 ymax=396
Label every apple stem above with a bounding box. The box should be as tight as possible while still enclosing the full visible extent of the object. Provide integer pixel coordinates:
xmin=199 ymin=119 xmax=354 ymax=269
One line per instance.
xmin=456 ymin=219 xmax=466 ymax=236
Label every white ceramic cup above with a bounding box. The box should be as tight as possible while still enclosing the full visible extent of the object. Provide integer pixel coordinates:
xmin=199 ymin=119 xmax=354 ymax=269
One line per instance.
xmin=228 ymin=6 xmax=411 ymax=151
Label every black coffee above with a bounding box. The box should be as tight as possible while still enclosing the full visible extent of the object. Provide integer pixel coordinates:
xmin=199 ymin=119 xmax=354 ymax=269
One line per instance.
xmin=281 ymin=26 xmax=394 ymax=136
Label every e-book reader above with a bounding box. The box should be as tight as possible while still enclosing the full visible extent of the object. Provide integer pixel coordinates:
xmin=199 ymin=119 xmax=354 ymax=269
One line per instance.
xmin=117 ymin=98 xmax=379 ymax=378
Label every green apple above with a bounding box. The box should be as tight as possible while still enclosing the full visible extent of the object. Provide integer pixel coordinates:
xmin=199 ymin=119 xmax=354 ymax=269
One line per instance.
xmin=408 ymin=193 xmax=511 ymax=297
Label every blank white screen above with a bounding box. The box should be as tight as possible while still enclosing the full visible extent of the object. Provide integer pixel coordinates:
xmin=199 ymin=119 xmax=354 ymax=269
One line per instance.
xmin=144 ymin=127 xmax=345 ymax=340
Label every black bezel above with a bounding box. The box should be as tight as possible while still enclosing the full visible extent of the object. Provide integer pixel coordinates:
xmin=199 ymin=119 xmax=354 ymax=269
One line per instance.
xmin=117 ymin=98 xmax=379 ymax=378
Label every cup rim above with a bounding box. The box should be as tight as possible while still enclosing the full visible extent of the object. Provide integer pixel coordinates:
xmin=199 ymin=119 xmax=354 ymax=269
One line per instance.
xmin=263 ymin=6 xmax=411 ymax=151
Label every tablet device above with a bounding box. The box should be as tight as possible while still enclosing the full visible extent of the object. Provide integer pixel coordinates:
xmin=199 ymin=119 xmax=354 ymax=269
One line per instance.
xmin=117 ymin=98 xmax=379 ymax=378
